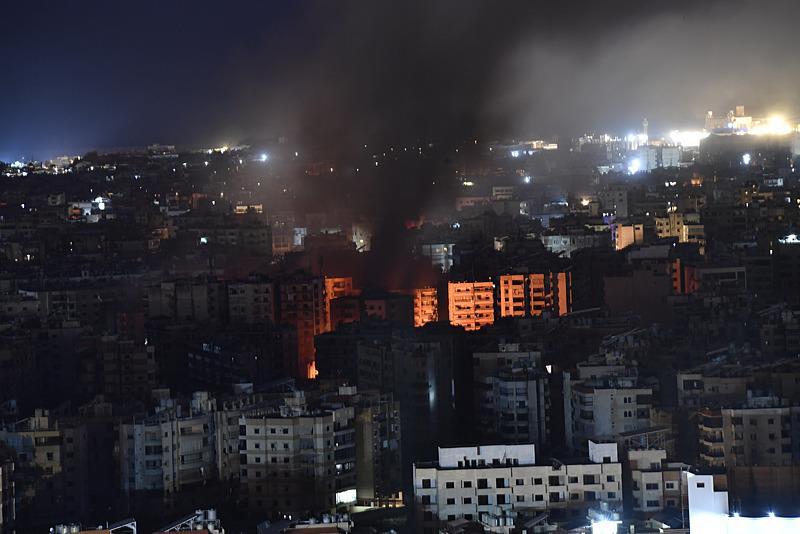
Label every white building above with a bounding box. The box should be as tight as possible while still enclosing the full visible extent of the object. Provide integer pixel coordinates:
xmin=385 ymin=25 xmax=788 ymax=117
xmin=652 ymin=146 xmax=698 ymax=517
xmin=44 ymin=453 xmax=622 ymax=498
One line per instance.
xmin=413 ymin=442 xmax=622 ymax=534
xmin=568 ymin=376 xmax=652 ymax=449
xmin=626 ymin=449 xmax=689 ymax=513
xmin=686 ymin=472 xmax=800 ymax=533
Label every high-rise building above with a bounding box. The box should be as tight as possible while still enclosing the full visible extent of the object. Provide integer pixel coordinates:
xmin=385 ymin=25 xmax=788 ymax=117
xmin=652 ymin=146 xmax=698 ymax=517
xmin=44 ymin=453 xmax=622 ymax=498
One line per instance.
xmin=119 ymin=392 xmax=217 ymax=497
xmin=228 ymin=276 xmax=275 ymax=325
xmin=325 ymin=277 xmax=355 ymax=331
xmin=238 ymin=393 xmax=356 ymax=517
xmin=413 ymin=287 xmax=438 ymax=327
xmin=448 ymin=282 xmax=494 ymax=331
xmin=567 ymin=376 xmax=653 ymax=450
xmin=279 ymin=272 xmax=328 ymax=378
xmin=497 ymin=273 xmax=572 ymax=318
xmin=472 ymin=344 xmax=550 ymax=446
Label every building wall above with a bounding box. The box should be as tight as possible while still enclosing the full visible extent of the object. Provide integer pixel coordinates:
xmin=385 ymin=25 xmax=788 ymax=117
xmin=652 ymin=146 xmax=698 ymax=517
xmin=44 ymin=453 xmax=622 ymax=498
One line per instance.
xmin=448 ymin=282 xmax=494 ymax=331
xmin=413 ymin=288 xmax=438 ymax=327
xmin=413 ymin=444 xmax=622 ymax=533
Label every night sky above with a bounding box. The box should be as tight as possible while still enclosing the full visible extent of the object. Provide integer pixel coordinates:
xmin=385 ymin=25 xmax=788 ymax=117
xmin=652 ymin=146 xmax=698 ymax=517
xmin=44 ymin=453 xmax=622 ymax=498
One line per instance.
xmin=2 ymin=0 xmax=799 ymax=160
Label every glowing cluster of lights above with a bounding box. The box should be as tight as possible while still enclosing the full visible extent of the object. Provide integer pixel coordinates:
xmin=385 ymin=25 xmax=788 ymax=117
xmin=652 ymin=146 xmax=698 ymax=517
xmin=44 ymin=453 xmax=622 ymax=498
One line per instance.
xmin=591 ymin=519 xmax=621 ymax=534
xmin=669 ymin=130 xmax=709 ymax=147
xmin=627 ymin=158 xmax=642 ymax=174
xmin=749 ymin=115 xmax=794 ymax=136
xmin=625 ymin=133 xmax=649 ymax=145
xmin=778 ymin=234 xmax=800 ymax=244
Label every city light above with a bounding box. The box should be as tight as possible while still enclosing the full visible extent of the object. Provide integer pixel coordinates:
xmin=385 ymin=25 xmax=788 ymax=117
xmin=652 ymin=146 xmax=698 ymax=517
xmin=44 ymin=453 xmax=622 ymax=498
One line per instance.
xmin=510 ymin=150 xmax=520 ymax=158
xmin=591 ymin=519 xmax=621 ymax=534
xmin=523 ymin=175 xmax=531 ymax=184
xmin=750 ymin=115 xmax=793 ymax=136
xmin=742 ymin=153 xmax=751 ymax=165
xmin=259 ymin=153 xmax=268 ymax=162
xmin=779 ymin=234 xmax=800 ymax=244
xmin=581 ymin=197 xmax=591 ymax=206
xmin=669 ymin=129 xmax=709 ymax=147
xmin=627 ymin=157 xmax=642 ymax=174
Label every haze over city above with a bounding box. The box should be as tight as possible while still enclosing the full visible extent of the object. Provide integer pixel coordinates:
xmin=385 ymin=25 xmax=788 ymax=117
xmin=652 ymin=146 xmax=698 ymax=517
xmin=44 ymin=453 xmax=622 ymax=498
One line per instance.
xmin=4 ymin=2 xmax=800 ymax=534
xmin=3 ymin=0 xmax=800 ymax=160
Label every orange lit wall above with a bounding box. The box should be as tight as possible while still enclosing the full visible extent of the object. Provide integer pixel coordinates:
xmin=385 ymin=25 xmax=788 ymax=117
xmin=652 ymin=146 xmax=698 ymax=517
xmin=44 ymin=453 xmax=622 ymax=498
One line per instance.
xmin=448 ymin=281 xmax=494 ymax=331
xmin=498 ymin=272 xmax=572 ymax=317
xmin=413 ymin=287 xmax=438 ymax=327
xmin=498 ymin=275 xmax=526 ymax=317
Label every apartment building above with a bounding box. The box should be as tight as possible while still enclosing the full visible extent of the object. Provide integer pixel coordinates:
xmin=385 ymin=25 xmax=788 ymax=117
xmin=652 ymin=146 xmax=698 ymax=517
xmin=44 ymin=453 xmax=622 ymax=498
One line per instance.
xmin=568 ymin=376 xmax=652 ymax=449
xmin=0 ymin=410 xmax=89 ymax=525
xmin=448 ymin=282 xmax=495 ymax=331
xmin=625 ymin=449 xmax=689 ymax=514
xmin=147 ymin=277 xmax=228 ymax=325
xmin=497 ymin=273 xmax=572 ymax=318
xmin=119 ymin=392 xmax=217 ymax=496
xmin=413 ymin=442 xmax=622 ymax=533
xmin=84 ymin=335 xmax=156 ymax=401
xmin=699 ymin=396 xmax=800 ymax=491
xmin=278 ymin=272 xmax=328 ymax=378
xmin=473 ymin=344 xmax=550 ymax=446
xmin=413 ymin=287 xmax=438 ymax=327
xmin=325 ymin=277 xmax=355 ymax=330
xmin=238 ymin=393 xmax=356 ymax=517
xmin=227 ymin=277 xmax=275 ymax=325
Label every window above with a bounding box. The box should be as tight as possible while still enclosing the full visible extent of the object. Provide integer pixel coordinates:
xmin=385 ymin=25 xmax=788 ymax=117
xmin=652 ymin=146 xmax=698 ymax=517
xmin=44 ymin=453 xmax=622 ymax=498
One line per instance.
xmin=463 ymin=497 xmax=472 ymax=504
xmin=478 ymin=495 xmax=489 ymax=505
xmin=665 ymin=482 xmax=675 ymax=490
xmin=568 ymin=476 xmax=579 ymax=484
xmin=570 ymin=493 xmax=580 ymax=500
xmin=447 ymin=515 xmax=455 ymax=521
xmin=533 ymin=477 xmax=543 ymax=485
xmin=608 ymin=491 xmax=616 ymax=499
xmin=445 ymin=481 xmax=454 ymax=489
xmin=548 ymin=476 xmax=560 ymax=485
xmin=583 ymin=475 xmax=596 ymax=485
xmin=696 ymin=482 xmax=705 ymax=488
xmin=516 ymin=495 xmax=525 ymax=502
xmin=646 ymin=483 xmax=659 ymax=490
xmin=496 ymin=478 xmax=506 ymax=488
xmin=446 ymin=498 xmax=455 ymax=505
xmin=422 ymin=479 xmax=432 ymax=489
xmin=477 ymin=478 xmax=488 ymax=489
xmin=421 ymin=495 xmax=431 ymax=505
xmin=463 ymin=481 xmax=472 ymax=488
xmin=607 ymin=475 xmax=615 ymax=482
xmin=534 ymin=494 xmax=544 ymax=502
xmin=497 ymin=494 xmax=506 ymax=505
xmin=515 ymin=478 xmax=524 ymax=486
xmin=647 ymin=500 xmax=660 ymax=507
